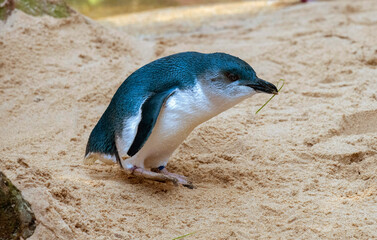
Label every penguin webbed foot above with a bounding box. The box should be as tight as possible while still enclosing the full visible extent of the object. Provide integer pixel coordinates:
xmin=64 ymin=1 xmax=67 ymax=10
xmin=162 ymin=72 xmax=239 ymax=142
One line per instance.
xmin=128 ymin=167 xmax=194 ymax=189
xmin=151 ymin=168 xmax=195 ymax=189
xmin=130 ymin=167 xmax=179 ymax=186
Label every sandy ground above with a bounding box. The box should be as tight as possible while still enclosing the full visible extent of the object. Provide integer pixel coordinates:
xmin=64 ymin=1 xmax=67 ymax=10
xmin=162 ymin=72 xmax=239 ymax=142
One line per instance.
xmin=1 ymin=0 xmax=377 ymax=239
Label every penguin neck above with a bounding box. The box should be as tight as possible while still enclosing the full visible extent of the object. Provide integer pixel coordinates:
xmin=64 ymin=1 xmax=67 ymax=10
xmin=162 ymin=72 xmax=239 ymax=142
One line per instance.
xmin=195 ymin=82 xmax=250 ymax=121
xmin=167 ymin=82 xmax=246 ymax=126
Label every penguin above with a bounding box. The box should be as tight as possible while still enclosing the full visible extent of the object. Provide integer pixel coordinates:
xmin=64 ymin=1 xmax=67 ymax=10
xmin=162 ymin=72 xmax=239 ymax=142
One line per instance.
xmin=85 ymin=52 xmax=278 ymax=189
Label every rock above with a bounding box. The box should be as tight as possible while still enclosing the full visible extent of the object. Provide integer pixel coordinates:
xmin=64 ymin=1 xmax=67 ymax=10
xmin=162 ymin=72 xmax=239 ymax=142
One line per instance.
xmin=0 ymin=171 xmax=36 ymax=240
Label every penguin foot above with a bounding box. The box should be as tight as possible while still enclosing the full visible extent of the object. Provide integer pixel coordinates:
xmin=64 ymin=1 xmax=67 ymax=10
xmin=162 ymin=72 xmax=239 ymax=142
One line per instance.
xmin=152 ymin=168 xmax=195 ymax=189
xmin=130 ymin=167 xmax=180 ymax=186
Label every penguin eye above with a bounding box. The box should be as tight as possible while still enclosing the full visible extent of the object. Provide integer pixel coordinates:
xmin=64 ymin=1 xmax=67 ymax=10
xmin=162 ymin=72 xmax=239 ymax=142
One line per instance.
xmin=225 ymin=72 xmax=240 ymax=82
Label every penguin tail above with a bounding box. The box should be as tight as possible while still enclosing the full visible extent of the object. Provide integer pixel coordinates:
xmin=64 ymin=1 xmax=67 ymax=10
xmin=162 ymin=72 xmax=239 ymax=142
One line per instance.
xmin=84 ymin=152 xmax=117 ymax=165
xmin=84 ymin=120 xmax=118 ymax=165
xmin=83 ymin=154 xmax=97 ymax=165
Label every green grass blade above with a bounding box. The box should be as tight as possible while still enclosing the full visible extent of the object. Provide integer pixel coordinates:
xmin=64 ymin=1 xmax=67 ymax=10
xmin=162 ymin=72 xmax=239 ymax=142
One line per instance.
xmin=172 ymin=232 xmax=196 ymax=240
xmin=255 ymin=79 xmax=285 ymax=114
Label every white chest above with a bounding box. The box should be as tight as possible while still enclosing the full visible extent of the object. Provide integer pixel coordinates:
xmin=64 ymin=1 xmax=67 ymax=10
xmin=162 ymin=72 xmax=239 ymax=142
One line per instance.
xmin=137 ymin=83 xmax=222 ymax=167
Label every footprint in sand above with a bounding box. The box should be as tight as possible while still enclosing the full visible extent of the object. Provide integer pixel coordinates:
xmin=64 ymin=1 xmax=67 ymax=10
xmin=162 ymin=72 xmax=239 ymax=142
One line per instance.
xmin=301 ymin=91 xmax=342 ymax=98
xmin=309 ymin=109 xmax=377 ymax=164
xmin=338 ymin=109 xmax=377 ymax=135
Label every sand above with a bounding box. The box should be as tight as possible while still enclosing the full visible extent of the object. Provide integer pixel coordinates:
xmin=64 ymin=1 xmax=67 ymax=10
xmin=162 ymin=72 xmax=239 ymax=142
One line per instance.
xmin=0 ymin=0 xmax=376 ymax=239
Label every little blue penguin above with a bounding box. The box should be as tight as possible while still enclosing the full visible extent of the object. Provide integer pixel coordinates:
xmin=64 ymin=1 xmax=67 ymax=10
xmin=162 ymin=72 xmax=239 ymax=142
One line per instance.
xmin=85 ymin=52 xmax=278 ymax=189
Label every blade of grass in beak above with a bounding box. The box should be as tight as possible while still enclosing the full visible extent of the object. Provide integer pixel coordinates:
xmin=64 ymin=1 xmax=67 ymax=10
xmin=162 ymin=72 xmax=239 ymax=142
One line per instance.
xmin=172 ymin=232 xmax=196 ymax=240
xmin=255 ymin=79 xmax=285 ymax=114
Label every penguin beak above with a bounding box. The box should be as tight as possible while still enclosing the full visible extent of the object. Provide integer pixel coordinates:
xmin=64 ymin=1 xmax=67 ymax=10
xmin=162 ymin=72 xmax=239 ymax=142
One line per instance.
xmin=246 ymin=77 xmax=279 ymax=95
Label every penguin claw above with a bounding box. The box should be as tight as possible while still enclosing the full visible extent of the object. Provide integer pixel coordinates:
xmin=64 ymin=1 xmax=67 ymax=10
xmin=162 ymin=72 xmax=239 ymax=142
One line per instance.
xmin=183 ymin=182 xmax=195 ymax=189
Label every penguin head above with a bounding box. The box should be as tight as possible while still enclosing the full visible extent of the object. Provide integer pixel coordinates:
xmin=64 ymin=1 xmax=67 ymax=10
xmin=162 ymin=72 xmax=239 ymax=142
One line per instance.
xmin=198 ymin=53 xmax=278 ymax=102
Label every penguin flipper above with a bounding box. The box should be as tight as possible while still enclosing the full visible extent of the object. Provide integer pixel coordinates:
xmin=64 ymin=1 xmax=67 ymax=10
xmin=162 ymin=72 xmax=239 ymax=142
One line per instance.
xmin=127 ymin=88 xmax=176 ymax=156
